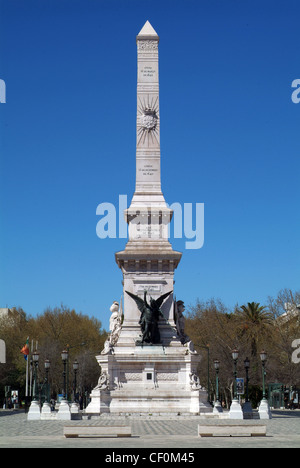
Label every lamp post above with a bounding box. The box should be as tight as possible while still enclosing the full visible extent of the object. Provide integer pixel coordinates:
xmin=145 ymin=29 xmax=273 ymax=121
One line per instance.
xmin=260 ymin=350 xmax=267 ymax=400
xmin=258 ymin=350 xmax=272 ymax=419
xmin=57 ymin=349 xmax=71 ymax=420
xmin=41 ymin=359 xmax=52 ymax=419
xmin=242 ymin=357 xmax=253 ymax=419
xmin=70 ymin=360 xmax=80 ymax=417
xmin=229 ymin=348 xmax=243 ymax=419
xmin=27 ymin=351 xmax=40 ymax=420
xmin=244 ymin=357 xmax=250 ymax=403
xmin=32 ymin=351 xmax=39 ymax=402
xmin=232 ymin=348 xmax=239 ymax=400
xmin=214 ymin=360 xmax=220 ymax=402
xmin=61 ymin=349 xmax=69 ymax=401
xmin=65 ymin=342 xmax=86 ymax=402
xmin=213 ymin=359 xmax=222 ymax=413
xmin=73 ymin=360 xmax=79 ymax=402
xmin=44 ymin=359 xmax=50 ymax=403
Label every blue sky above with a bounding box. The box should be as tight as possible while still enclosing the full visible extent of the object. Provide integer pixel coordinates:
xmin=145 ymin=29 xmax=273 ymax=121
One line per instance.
xmin=0 ymin=0 xmax=299 ymax=331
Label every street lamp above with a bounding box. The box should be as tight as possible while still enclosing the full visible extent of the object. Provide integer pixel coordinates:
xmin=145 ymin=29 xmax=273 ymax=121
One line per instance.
xmin=258 ymin=350 xmax=272 ymax=419
xmin=27 ymin=351 xmax=40 ymax=420
xmin=32 ymin=351 xmax=39 ymax=402
xmin=40 ymin=359 xmax=52 ymax=418
xmin=231 ymin=349 xmax=239 ymax=399
xmin=44 ymin=359 xmax=50 ymax=403
xmin=57 ymin=350 xmax=71 ymax=419
xmin=260 ymin=350 xmax=267 ymax=400
xmin=73 ymin=360 xmax=79 ymax=402
xmin=229 ymin=348 xmax=243 ymax=419
xmin=214 ymin=360 xmax=220 ymax=402
xmin=44 ymin=359 xmax=50 ymax=369
xmin=243 ymin=357 xmax=253 ymax=419
xmin=213 ymin=359 xmax=222 ymax=414
xmin=61 ymin=350 xmax=69 ymax=400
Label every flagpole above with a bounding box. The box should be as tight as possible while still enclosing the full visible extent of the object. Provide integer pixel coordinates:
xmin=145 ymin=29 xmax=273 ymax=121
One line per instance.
xmin=30 ymin=339 xmax=33 ymax=397
xmin=25 ymin=337 xmax=29 ymax=397
xmin=25 ymin=357 xmax=29 ymax=397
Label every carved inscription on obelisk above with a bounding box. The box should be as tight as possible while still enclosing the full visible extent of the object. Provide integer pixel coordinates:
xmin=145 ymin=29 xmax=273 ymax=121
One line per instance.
xmin=135 ymin=21 xmax=161 ymax=197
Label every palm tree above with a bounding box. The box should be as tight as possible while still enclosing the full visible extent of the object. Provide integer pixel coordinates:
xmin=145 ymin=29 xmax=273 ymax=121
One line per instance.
xmin=236 ymin=302 xmax=273 ymax=358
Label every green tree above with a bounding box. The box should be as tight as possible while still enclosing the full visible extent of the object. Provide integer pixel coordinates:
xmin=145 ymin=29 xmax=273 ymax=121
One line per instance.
xmin=267 ymin=289 xmax=300 ymax=386
xmin=235 ymin=302 xmax=273 ymax=358
xmin=27 ymin=305 xmax=107 ymax=398
xmin=0 ymin=305 xmax=107 ymax=403
xmin=186 ymin=298 xmax=238 ymax=406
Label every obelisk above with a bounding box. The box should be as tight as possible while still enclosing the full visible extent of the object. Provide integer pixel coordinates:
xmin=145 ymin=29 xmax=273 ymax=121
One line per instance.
xmin=130 ymin=20 xmax=166 ymax=209
xmin=115 ymin=21 xmax=182 ymax=329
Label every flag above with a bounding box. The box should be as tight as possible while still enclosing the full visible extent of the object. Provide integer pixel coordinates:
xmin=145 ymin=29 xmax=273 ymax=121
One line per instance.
xmin=20 ymin=338 xmax=29 ymax=360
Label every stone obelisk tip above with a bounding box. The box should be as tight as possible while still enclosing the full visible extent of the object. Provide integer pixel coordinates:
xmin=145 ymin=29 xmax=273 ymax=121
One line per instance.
xmin=137 ymin=20 xmax=159 ymax=41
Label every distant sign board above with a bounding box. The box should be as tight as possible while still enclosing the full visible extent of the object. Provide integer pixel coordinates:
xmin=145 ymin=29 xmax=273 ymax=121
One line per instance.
xmin=236 ymin=378 xmax=244 ymax=395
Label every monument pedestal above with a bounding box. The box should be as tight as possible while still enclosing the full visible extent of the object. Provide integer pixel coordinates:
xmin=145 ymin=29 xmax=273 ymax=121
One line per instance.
xmin=86 ymin=324 xmax=211 ymax=416
xmin=40 ymin=402 xmax=52 ymax=420
xmin=242 ymin=401 xmax=254 ymax=419
xmin=258 ymin=398 xmax=272 ymax=419
xmin=213 ymin=400 xmax=223 ymax=414
xmin=27 ymin=400 xmax=41 ymax=420
xmin=57 ymin=399 xmax=71 ymax=420
xmin=229 ymin=399 xmax=244 ymax=419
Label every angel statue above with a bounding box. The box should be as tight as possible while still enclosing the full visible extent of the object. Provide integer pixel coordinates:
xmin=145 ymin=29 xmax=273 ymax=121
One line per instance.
xmin=126 ymin=289 xmax=173 ymax=345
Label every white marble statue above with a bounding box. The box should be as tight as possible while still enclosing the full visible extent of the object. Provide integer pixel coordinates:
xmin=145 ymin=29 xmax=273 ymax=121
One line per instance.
xmin=101 ymin=301 xmax=123 ymax=354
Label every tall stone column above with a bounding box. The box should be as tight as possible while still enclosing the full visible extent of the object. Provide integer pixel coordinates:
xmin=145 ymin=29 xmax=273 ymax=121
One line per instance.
xmin=115 ymin=21 xmax=181 ymax=330
xmin=134 ymin=20 xmax=163 ymax=203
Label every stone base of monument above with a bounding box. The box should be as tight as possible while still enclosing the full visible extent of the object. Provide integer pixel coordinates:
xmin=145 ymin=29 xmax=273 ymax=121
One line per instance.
xmin=258 ymin=399 xmax=272 ymax=419
xmin=70 ymin=402 xmax=81 ymax=420
xmin=57 ymin=399 xmax=71 ymax=420
xmin=27 ymin=400 xmax=41 ymax=420
xmin=229 ymin=399 xmax=244 ymax=419
xmin=242 ymin=401 xmax=254 ymax=419
xmin=213 ymin=400 xmax=223 ymax=414
xmin=40 ymin=402 xmax=54 ymax=420
xmin=86 ymin=324 xmax=212 ymax=417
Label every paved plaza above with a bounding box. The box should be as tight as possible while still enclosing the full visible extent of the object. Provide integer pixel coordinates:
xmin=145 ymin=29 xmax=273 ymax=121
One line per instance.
xmin=0 ymin=409 xmax=300 ymax=449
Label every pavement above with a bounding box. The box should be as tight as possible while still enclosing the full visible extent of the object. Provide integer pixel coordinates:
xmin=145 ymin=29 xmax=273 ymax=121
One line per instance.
xmin=0 ymin=409 xmax=300 ymax=450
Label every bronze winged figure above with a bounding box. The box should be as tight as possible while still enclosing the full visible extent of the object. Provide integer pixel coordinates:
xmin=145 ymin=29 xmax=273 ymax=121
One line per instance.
xmin=126 ymin=290 xmax=173 ymax=345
